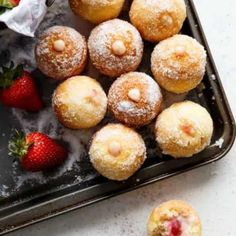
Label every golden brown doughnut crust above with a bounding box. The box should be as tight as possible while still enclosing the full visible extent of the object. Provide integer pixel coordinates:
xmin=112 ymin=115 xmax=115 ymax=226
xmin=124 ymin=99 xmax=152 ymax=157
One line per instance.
xmin=89 ymin=123 xmax=146 ymax=181
xmin=148 ymin=200 xmax=202 ymax=236
xmin=155 ymin=101 xmax=213 ymax=158
xmin=88 ymin=19 xmax=143 ymax=77
xmin=129 ymin=0 xmax=186 ymax=42
xmin=35 ymin=26 xmax=87 ymax=80
xmin=151 ymin=35 xmax=206 ymax=94
xmin=108 ymin=72 xmax=162 ymax=126
xmin=52 ymin=76 xmax=107 ymax=129
xmin=69 ymin=0 xmax=125 ymax=24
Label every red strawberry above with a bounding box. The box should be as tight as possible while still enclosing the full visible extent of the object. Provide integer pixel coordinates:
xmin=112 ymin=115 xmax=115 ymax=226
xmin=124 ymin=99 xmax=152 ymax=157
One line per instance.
xmin=0 ymin=0 xmax=20 ymax=9
xmin=8 ymin=131 xmax=68 ymax=172
xmin=0 ymin=63 xmax=43 ymax=112
xmin=11 ymin=0 xmax=20 ymax=6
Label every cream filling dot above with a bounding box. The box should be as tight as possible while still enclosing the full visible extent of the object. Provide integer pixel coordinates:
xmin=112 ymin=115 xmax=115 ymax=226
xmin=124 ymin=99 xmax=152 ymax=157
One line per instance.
xmin=128 ymin=88 xmax=141 ymax=102
xmin=108 ymin=141 xmax=121 ymax=156
xmin=162 ymin=15 xmax=173 ymax=26
xmin=175 ymin=46 xmax=186 ymax=56
xmin=111 ymin=40 xmax=126 ymax=56
xmin=53 ymin=39 xmax=66 ymax=52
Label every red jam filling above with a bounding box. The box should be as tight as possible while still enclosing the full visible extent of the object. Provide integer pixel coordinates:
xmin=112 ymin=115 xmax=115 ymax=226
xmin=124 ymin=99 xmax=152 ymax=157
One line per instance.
xmin=181 ymin=123 xmax=195 ymax=137
xmin=169 ymin=218 xmax=182 ymax=236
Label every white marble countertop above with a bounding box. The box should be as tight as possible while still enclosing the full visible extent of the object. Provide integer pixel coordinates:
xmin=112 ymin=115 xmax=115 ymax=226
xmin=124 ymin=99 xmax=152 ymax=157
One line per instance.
xmin=7 ymin=0 xmax=236 ymax=235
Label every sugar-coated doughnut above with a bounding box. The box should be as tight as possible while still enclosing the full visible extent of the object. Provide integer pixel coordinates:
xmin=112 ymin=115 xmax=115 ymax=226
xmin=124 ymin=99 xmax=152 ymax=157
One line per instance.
xmin=108 ymin=72 xmax=162 ymax=126
xmin=130 ymin=0 xmax=186 ymax=42
xmin=52 ymin=76 xmax=107 ymax=129
xmin=35 ymin=26 xmax=87 ymax=80
xmin=148 ymin=200 xmax=201 ymax=236
xmin=88 ymin=19 xmax=143 ymax=77
xmin=89 ymin=123 xmax=146 ymax=181
xmin=151 ymin=35 xmax=206 ymax=94
xmin=155 ymin=101 xmax=213 ymax=158
xmin=69 ymin=0 xmax=125 ymax=24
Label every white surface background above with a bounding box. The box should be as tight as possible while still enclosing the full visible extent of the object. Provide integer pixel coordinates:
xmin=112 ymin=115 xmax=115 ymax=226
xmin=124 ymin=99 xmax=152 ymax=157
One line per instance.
xmin=7 ymin=0 xmax=236 ymax=235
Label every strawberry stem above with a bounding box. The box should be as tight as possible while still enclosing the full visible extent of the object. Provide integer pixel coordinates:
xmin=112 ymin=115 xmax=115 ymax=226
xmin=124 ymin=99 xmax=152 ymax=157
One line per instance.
xmin=8 ymin=130 xmax=31 ymax=160
xmin=0 ymin=0 xmax=17 ymax=9
xmin=0 ymin=62 xmax=23 ymax=89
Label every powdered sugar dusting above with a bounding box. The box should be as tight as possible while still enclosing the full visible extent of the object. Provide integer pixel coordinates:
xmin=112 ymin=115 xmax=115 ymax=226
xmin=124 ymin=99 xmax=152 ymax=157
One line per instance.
xmin=145 ymin=0 xmax=176 ymax=11
xmin=0 ymin=1 xmax=98 ymax=198
xmin=35 ymin=26 xmax=87 ymax=79
xmin=81 ymin=0 xmax=114 ymax=7
xmin=130 ymin=0 xmax=186 ymax=42
xmin=0 ymin=184 xmax=10 ymax=198
xmin=108 ymin=72 xmax=162 ymax=126
xmin=156 ymin=101 xmax=213 ymax=157
xmin=9 ymin=107 xmax=96 ymax=191
xmin=150 ymin=201 xmax=201 ymax=236
xmin=52 ymin=76 xmax=108 ymax=128
xmin=88 ymin=19 xmax=143 ymax=77
xmin=89 ymin=124 xmax=146 ymax=178
xmin=151 ymin=34 xmax=206 ymax=81
xmin=214 ymin=138 xmax=224 ymax=149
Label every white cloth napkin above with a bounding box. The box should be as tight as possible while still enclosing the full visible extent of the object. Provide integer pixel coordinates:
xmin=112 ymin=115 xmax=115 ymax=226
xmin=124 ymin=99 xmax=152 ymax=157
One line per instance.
xmin=0 ymin=0 xmax=47 ymax=37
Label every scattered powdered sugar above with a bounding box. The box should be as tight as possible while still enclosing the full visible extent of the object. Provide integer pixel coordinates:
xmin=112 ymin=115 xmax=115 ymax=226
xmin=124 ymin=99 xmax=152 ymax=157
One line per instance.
xmin=0 ymin=0 xmax=99 ymax=201
xmin=88 ymin=19 xmax=143 ymax=77
xmin=214 ymin=138 xmax=224 ymax=149
xmin=7 ymin=107 xmax=96 ymax=192
xmin=211 ymin=74 xmax=216 ymax=80
xmin=0 ymin=185 xmax=10 ymax=198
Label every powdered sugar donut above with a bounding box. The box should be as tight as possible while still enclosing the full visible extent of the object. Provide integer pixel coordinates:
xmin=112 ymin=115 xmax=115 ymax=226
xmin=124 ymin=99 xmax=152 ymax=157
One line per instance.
xmin=129 ymin=0 xmax=186 ymax=42
xmin=108 ymin=72 xmax=162 ymax=126
xmin=89 ymin=123 xmax=146 ymax=181
xmin=155 ymin=101 xmax=213 ymax=158
xmin=148 ymin=200 xmax=202 ymax=236
xmin=151 ymin=35 xmax=206 ymax=94
xmin=69 ymin=0 xmax=125 ymax=24
xmin=88 ymin=19 xmax=143 ymax=77
xmin=35 ymin=26 xmax=87 ymax=80
xmin=52 ymin=76 xmax=107 ymax=129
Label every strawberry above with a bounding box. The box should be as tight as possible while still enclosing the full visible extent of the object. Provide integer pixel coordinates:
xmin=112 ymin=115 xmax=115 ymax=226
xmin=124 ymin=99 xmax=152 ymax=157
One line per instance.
xmin=0 ymin=0 xmax=20 ymax=14
xmin=0 ymin=0 xmax=20 ymax=8
xmin=11 ymin=0 xmax=20 ymax=6
xmin=8 ymin=131 xmax=68 ymax=172
xmin=0 ymin=63 xmax=43 ymax=112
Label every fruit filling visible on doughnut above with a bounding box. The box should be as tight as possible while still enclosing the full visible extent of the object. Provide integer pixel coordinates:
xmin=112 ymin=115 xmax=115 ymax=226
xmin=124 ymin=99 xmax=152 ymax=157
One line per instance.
xmin=169 ymin=218 xmax=182 ymax=236
xmin=180 ymin=123 xmax=196 ymax=137
xmin=108 ymin=141 xmax=121 ymax=156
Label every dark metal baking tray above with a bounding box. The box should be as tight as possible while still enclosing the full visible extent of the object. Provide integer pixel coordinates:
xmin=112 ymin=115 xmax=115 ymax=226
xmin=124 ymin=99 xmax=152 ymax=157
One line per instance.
xmin=0 ymin=0 xmax=235 ymax=234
